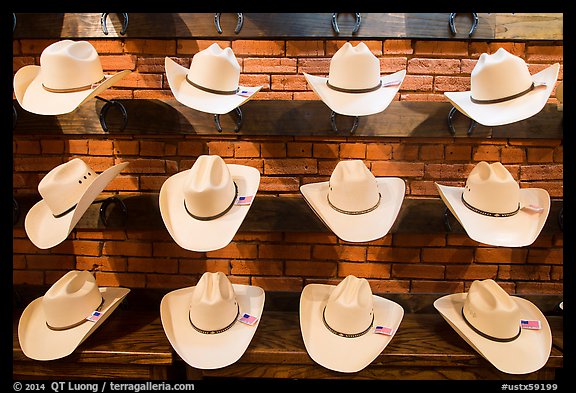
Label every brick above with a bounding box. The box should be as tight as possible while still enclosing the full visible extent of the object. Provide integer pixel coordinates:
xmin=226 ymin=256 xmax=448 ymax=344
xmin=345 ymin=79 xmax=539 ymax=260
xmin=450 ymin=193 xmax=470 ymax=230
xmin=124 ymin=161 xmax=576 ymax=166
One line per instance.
xmin=401 ymin=75 xmax=434 ymax=91
xmin=26 ymin=255 xmax=75 ymax=270
xmin=520 ymin=164 xmax=563 ymax=180
xmin=243 ymin=57 xmax=297 ymax=73
xmin=526 ymin=45 xmax=563 ymax=63
xmin=414 ymin=41 xmax=468 ymax=56
xmin=113 ymin=140 xmax=139 ymax=155
xmin=258 ymin=176 xmax=300 ymax=192
xmin=124 ymin=39 xmax=177 ymax=55
xmin=366 ymin=143 xmax=392 ymax=160
xmin=88 ymin=140 xmax=114 ymax=156
xmin=271 ymin=74 xmax=309 ymax=91
xmin=393 ymin=233 xmax=446 ymax=247
xmin=239 ymin=74 xmax=270 ymax=89
xmin=206 ymin=243 xmax=258 ymax=259
xmin=50 ymin=240 xmax=103 ymax=256
xmin=286 ymin=40 xmax=324 ymax=57
xmin=472 ymin=145 xmax=501 ymax=161
xmin=259 ymin=244 xmax=311 ymax=260
xmin=421 ymin=248 xmax=475 ymax=264
xmin=526 ymin=147 xmax=554 ymax=163
xmin=371 ymin=161 xmax=424 ymax=177
xmin=103 ymin=240 xmax=152 ymax=257
xmin=419 ymin=144 xmax=444 ymax=161
xmin=435 ymin=76 xmax=470 ymax=92
xmin=367 ymin=247 xmax=420 ymax=263
xmin=251 ymin=276 xmax=303 ymax=292
xmin=369 ymin=279 xmax=411 ymax=293
xmin=90 ymin=40 xmax=124 ymax=54
xmin=76 ymin=256 xmax=127 ymax=272
xmin=407 ymin=58 xmax=461 ymax=75
xmin=384 ymin=39 xmax=413 ymax=55
xmin=234 ymin=141 xmax=260 ymax=158
xmin=128 ymin=257 xmax=178 ymax=273
xmin=425 ymin=163 xmax=474 ymax=180
xmin=13 ymin=255 xmax=26 ymax=269
xmin=411 ymin=280 xmax=464 ymax=293
xmin=392 ymin=144 xmax=418 ymax=160
xmin=95 ymin=272 xmax=146 ymax=288
xmin=231 ymin=260 xmax=283 ymax=276
xmin=100 ymin=54 xmax=137 ymax=71
xmin=287 ymin=142 xmax=312 ymax=157
xmin=313 ymin=143 xmax=339 ymax=159
xmin=13 ymin=270 xmax=44 ymax=286
xmin=207 ymin=141 xmax=235 ymax=157
xmin=391 ymin=264 xmax=445 ymax=279
xmin=515 ymin=282 xmax=562 ymax=295
xmin=408 ymin=180 xmax=438 ymax=196
xmin=232 ymin=40 xmax=285 ymax=56
xmin=285 ymin=261 xmax=337 ymax=277
xmin=14 ymin=156 xmax=63 ymax=172
xmin=121 ymin=158 xmax=165 ymax=174
xmin=475 ymin=248 xmax=528 ymax=264
xmin=326 ymin=40 xmax=383 ymax=56
xmin=498 ymin=265 xmax=551 ymax=281
xmin=178 ymin=259 xmax=230 ymax=275
xmin=139 ymin=141 xmax=166 ymax=157
xmin=380 ymin=57 xmax=408 ymax=73
xmin=261 ymin=142 xmax=287 ymax=158
xmin=177 ymin=40 xmax=230 ymax=55
xmin=527 ymin=248 xmax=563 ymax=265
xmin=153 ymin=242 xmax=203 ymax=259
xmin=338 ymin=262 xmax=390 ymax=278
xmin=297 ymin=58 xmax=330 ymax=74
xmin=117 ymin=72 xmax=163 ymax=89
xmin=284 ymin=232 xmax=339 ymax=244
xmin=313 ymin=245 xmax=366 ymax=262
xmin=15 ymin=140 xmax=41 ymax=154
xmin=264 ymin=158 xmax=317 ymax=175
xmin=234 ymin=232 xmax=283 ymax=242
xmin=501 ymin=146 xmax=526 ymax=163
xmin=340 ymin=143 xmax=366 ymax=159
xmin=146 ymin=274 xmax=196 ymax=289
xmin=445 ymin=265 xmax=498 ymax=280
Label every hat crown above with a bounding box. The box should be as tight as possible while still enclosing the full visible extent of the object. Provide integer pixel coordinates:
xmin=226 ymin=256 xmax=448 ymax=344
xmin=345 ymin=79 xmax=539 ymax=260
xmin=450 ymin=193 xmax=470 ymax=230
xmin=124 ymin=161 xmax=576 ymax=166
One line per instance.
xmin=38 ymin=158 xmax=96 ymax=216
xmin=328 ymin=160 xmax=380 ymax=213
xmin=471 ymin=48 xmax=533 ymax=102
xmin=463 ymin=161 xmax=519 ymax=214
xmin=328 ymin=42 xmax=381 ymax=90
xmin=40 ymin=40 xmax=105 ymax=91
xmin=188 ymin=43 xmax=240 ymax=92
xmin=324 ymin=275 xmax=374 ymax=335
xmin=463 ymin=279 xmax=522 ymax=340
xmin=42 ymin=270 xmax=103 ymax=329
xmin=183 ymin=155 xmax=236 ymax=219
xmin=189 ymin=272 xmax=238 ymax=332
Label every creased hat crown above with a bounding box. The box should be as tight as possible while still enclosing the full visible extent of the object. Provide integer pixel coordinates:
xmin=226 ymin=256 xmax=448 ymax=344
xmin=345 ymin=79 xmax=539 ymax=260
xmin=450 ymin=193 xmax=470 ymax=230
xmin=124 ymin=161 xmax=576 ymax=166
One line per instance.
xmin=328 ymin=42 xmax=381 ymax=91
xmin=328 ymin=160 xmax=380 ymax=213
xmin=42 ymin=270 xmax=103 ymax=329
xmin=463 ymin=161 xmax=520 ymax=215
xmin=38 ymin=158 xmax=97 ymax=216
xmin=188 ymin=43 xmax=240 ymax=92
xmin=39 ymin=40 xmax=105 ymax=91
xmin=189 ymin=272 xmax=238 ymax=332
xmin=463 ymin=279 xmax=522 ymax=340
xmin=471 ymin=48 xmax=533 ymax=102
xmin=324 ymin=275 xmax=374 ymax=335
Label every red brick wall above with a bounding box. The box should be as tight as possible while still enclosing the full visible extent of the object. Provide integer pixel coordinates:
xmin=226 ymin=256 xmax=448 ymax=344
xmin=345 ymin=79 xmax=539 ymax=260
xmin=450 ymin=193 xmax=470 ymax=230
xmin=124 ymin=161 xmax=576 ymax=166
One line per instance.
xmin=12 ymin=38 xmax=563 ymax=294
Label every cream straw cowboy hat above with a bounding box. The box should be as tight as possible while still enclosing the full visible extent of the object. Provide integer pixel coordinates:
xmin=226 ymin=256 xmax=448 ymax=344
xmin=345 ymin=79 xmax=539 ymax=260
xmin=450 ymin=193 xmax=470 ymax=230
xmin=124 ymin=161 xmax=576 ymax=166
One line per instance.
xmin=444 ymin=47 xmax=559 ymax=126
xmin=13 ymin=39 xmax=130 ymax=116
xmin=18 ymin=270 xmax=130 ymax=361
xmin=434 ymin=279 xmax=552 ymax=374
xmin=165 ymin=43 xmax=262 ymax=115
xmin=25 ymin=158 xmax=129 ymax=249
xmin=304 ymin=41 xmax=406 ymax=117
xmin=160 ymin=271 xmax=265 ymax=369
xmin=159 ymin=155 xmax=260 ymax=252
xmin=300 ymin=160 xmax=405 ymax=242
xmin=300 ymin=275 xmax=404 ymax=373
xmin=435 ymin=161 xmax=549 ymax=247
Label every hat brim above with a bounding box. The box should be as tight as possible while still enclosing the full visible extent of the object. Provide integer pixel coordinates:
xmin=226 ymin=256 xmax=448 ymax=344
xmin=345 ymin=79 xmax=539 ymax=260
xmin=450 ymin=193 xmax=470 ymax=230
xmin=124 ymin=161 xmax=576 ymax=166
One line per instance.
xmin=165 ymin=57 xmax=262 ymax=115
xmin=159 ymin=164 xmax=260 ymax=252
xmin=304 ymin=69 xmax=406 ymax=117
xmin=18 ymin=287 xmax=130 ymax=361
xmin=435 ymin=183 xmax=550 ymax=247
xmin=300 ymin=177 xmax=405 ymax=243
xmin=300 ymin=283 xmax=404 ymax=373
xmin=24 ymin=162 xmax=129 ymax=249
xmin=444 ymin=64 xmax=559 ymax=126
xmin=160 ymin=283 xmax=265 ymax=370
xmin=13 ymin=65 xmax=130 ymax=116
xmin=434 ymin=293 xmax=551 ymax=374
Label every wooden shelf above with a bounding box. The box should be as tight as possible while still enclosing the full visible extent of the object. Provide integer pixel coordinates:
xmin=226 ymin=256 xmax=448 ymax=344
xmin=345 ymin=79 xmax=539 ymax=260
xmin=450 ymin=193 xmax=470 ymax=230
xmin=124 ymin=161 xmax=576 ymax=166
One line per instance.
xmin=13 ymin=100 xmax=563 ymax=139
xmin=12 ymin=13 xmax=563 ymax=41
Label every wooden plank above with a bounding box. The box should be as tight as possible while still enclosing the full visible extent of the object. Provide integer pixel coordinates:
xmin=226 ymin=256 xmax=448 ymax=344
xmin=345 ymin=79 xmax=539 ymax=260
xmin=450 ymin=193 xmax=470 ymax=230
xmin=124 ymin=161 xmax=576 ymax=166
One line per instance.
xmin=12 ymin=99 xmax=563 ymax=139
xmin=493 ymin=13 xmax=563 ymax=40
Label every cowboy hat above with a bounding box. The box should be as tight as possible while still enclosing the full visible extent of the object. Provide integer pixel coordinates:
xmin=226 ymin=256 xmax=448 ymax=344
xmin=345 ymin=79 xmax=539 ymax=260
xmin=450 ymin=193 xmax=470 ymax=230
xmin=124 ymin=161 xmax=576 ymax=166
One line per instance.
xmin=160 ymin=271 xmax=265 ymax=369
xmin=13 ymin=39 xmax=130 ymax=116
xmin=24 ymin=158 xmax=130 ymax=249
xmin=18 ymin=270 xmax=130 ymax=361
xmin=300 ymin=160 xmax=405 ymax=243
xmin=304 ymin=41 xmax=406 ymax=117
xmin=300 ymin=275 xmax=404 ymax=373
xmin=435 ymin=161 xmax=549 ymax=247
xmin=165 ymin=43 xmax=262 ymax=115
xmin=444 ymin=47 xmax=559 ymax=126
xmin=434 ymin=279 xmax=552 ymax=374
xmin=159 ymin=155 xmax=260 ymax=252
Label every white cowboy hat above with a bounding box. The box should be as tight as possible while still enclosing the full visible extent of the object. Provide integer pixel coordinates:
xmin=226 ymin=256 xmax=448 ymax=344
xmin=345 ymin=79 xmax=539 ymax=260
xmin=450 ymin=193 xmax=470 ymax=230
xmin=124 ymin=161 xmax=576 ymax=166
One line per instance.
xmin=444 ymin=47 xmax=559 ymax=126
xmin=436 ymin=161 xmax=549 ymax=247
xmin=304 ymin=41 xmax=406 ymax=117
xmin=300 ymin=160 xmax=405 ymax=243
xmin=165 ymin=43 xmax=262 ymax=115
xmin=160 ymin=271 xmax=265 ymax=370
xmin=159 ymin=155 xmax=260 ymax=252
xmin=300 ymin=275 xmax=404 ymax=373
xmin=434 ymin=279 xmax=552 ymax=374
xmin=18 ymin=270 xmax=130 ymax=361
xmin=24 ymin=158 xmax=129 ymax=249
xmin=13 ymin=39 xmax=130 ymax=116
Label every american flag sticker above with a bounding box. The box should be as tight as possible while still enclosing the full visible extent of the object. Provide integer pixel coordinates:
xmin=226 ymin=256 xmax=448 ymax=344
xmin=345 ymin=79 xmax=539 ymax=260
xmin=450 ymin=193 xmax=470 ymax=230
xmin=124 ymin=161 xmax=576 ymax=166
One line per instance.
xmin=235 ymin=195 xmax=254 ymax=205
xmin=238 ymin=313 xmax=259 ymax=326
xmin=236 ymin=90 xmax=252 ymax=97
xmin=374 ymin=325 xmax=394 ymax=335
xmin=86 ymin=311 xmax=102 ymax=323
xmin=520 ymin=319 xmax=541 ymax=330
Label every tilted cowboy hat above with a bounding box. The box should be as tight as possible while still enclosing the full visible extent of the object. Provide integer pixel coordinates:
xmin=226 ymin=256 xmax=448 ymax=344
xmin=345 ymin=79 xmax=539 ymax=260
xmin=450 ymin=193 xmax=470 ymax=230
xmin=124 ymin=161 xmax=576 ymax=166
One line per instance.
xmin=13 ymin=39 xmax=130 ymax=116
xmin=435 ymin=161 xmax=549 ymax=247
xmin=18 ymin=270 xmax=130 ymax=361
xmin=159 ymin=154 xmax=260 ymax=252
xmin=444 ymin=47 xmax=559 ymax=126
xmin=300 ymin=275 xmax=404 ymax=373
xmin=165 ymin=43 xmax=262 ymax=115
xmin=300 ymin=160 xmax=405 ymax=243
xmin=25 ymin=158 xmax=129 ymax=249
xmin=304 ymin=41 xmax=406 ymax=117
xmin=160 ymin=271 xmax=265 ymax=369
xmin=434 ymin=279 xmax=552 ymax=374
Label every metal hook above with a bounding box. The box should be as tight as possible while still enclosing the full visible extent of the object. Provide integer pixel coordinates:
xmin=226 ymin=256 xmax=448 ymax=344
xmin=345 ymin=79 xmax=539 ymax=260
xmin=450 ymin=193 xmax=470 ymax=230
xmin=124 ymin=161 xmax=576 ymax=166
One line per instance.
xmin=448 ymin=106 xmax=477 ymax=136
xmin=558 ymin=206 xmax=563 ymax=231
xmin=96 ymin=96 xmax=128 ymax=133
xmin=332 ymin=13 xmax=361 ymax=34
xmin=13 ymin=13 xmax=16 ymax=33
xmin=13 ymin=104 xmax=18 ymax=129
xmin=101 ymin=13 xmax=129 ymax=35
xmin=95 ymin=196 xmax=128 ymax=227
xmin=214 ymin=107 xmax=243 ymax=133
xmin=13 ymin=197 xmax=20 ymax=227
xmin=443 ymin=207 xmax=454 ymax=232
xmin=214 ymin=13 xmax=244 ymax=34
xmin=449 ymin=13 xmax=479 ymax=37
xmin=330 ymin=111 xmax=360 ymax=134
